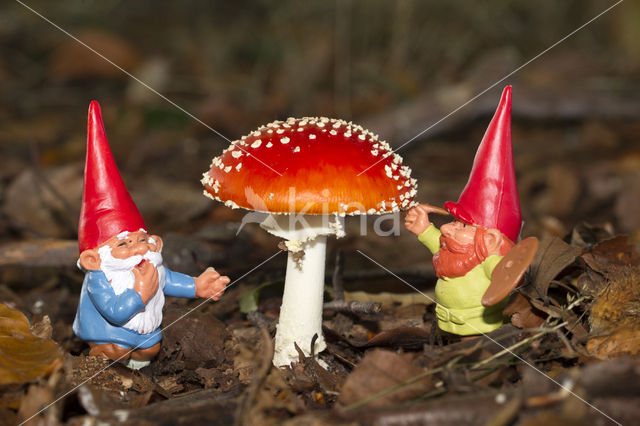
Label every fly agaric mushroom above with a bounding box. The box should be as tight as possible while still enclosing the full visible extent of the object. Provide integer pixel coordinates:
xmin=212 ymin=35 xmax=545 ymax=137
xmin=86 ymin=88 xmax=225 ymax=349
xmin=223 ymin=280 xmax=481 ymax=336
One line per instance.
xmin=201 ymin=117 xmax=418 ymax=367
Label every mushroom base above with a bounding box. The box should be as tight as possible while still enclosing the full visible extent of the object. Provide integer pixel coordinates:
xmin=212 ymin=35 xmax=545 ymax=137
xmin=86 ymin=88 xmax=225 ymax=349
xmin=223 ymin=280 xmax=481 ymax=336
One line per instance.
xmin=272 ymin=235 xmax=327 ymax=367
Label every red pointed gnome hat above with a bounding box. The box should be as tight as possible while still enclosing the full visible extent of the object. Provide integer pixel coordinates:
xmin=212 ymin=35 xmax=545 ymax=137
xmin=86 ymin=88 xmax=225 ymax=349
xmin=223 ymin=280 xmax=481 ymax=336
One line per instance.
xmin=444 ymin=86 xmax=522 ymax=242
xmin=78 ymin=101 xmax=146 ymax=253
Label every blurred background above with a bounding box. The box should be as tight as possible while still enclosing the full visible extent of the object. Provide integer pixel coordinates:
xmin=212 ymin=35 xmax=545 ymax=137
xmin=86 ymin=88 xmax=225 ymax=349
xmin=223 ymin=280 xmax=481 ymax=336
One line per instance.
xmin=1 ymin=0 xmax=639 ymax=291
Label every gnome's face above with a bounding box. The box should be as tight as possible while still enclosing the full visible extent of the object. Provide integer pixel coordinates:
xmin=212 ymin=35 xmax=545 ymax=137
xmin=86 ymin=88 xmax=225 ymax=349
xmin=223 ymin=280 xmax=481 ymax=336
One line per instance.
xmin=79 ymin=230 xmax=163 ymax=275
xmin=433 ymin=221 xmax=513 ymax=279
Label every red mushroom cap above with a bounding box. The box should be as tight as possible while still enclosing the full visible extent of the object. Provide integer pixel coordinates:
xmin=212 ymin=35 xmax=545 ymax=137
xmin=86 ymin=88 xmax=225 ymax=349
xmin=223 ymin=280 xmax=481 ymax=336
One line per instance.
xmin=202 ymin=117 xmax=417 ymax=215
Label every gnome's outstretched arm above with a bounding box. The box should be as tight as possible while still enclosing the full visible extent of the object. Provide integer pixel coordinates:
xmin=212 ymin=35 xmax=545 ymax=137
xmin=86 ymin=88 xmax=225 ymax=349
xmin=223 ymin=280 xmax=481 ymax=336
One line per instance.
xmin=87 ymin=271 xmax=145 ymax=325
xmin=163 ymin=269 xmax=197 ymax=298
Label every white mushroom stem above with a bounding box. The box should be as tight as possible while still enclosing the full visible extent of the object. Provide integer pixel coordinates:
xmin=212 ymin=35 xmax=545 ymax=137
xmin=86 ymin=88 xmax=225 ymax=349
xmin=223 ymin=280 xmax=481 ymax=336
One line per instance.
xmin=261 ymin=214 xmax=344 ymax=367
xmin=274 ymin=235 xmax=327 ymax=367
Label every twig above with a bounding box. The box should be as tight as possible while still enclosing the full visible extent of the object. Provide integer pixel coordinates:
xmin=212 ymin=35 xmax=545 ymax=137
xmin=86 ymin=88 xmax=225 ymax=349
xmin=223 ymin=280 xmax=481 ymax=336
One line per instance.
xmin=323 ymin=300 xmax=382 ymax=314
xmin=471 ymin=322 xmax=567 ymax=370
xmin=332 ymin=249 xmax=345 ymax=300
xmin=327 ymin=250 xmax=382 ymax=315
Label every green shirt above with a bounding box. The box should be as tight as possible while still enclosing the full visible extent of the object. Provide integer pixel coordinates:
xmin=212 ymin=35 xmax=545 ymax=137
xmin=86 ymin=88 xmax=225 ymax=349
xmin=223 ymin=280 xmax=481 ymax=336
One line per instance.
xmin=418 ymin=225 xmax=507 ymax=335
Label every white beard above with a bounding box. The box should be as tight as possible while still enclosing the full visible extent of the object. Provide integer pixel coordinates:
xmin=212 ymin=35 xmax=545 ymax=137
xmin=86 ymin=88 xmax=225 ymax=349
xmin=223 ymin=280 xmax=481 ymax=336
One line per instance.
xmin=98 ymin=246 xmax=165 ymax=334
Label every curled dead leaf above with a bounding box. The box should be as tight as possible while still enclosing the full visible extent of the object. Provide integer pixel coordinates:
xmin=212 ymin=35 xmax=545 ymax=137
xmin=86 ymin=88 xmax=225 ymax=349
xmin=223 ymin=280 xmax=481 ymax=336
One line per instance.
xmin=0 ymin=304 xmax=62 ymax=385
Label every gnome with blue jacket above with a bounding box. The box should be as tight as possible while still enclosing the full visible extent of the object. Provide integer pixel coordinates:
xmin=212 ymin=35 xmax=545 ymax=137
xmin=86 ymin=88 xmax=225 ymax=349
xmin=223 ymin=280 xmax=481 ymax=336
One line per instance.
xmin=73 ymin=101 xmax=229 ymax=369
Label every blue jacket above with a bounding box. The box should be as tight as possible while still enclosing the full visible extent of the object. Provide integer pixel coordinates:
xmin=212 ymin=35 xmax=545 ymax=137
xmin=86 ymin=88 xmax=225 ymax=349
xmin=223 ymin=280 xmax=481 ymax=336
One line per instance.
xmin=73 ymin=268 xmax=195 ymax=349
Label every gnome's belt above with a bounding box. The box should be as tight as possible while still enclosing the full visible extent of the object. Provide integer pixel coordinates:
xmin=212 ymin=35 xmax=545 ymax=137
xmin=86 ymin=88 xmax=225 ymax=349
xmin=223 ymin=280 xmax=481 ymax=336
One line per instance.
xmin=435 ymin=304 xmax=490 ymax=326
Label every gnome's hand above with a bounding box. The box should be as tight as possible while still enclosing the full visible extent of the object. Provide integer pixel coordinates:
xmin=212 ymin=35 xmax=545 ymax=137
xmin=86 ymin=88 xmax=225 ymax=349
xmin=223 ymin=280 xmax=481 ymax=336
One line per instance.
xmin=195 ymin=267 xmax=230 ymax=301
xmin=133 ymin=261 xmax=159 ymax=304
xmin=405 ymin=205 xmax=432 ymax=235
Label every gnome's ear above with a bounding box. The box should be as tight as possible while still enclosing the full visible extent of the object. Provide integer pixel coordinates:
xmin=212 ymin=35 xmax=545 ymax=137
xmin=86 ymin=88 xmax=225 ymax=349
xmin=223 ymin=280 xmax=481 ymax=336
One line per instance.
xmin=149 ymin=235 xmax=163 ymax=252
xmin=483 ymin=228 xmax=503 ymax=256
xmin=79 ymin=249 xmax=101 ymax=271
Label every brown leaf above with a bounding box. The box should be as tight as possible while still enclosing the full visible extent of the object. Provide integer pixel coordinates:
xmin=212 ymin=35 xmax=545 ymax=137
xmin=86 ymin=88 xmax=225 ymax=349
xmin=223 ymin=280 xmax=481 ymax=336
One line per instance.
xmin=30 ymin=315 xmax=53 ymax=340
xmin=525 ymin=237 xmax=581 ymax=300
xmin=0 ymin=304 xmax=62 ymax=385
xmin=338 ymin=349 xmax=431 ymax=408
xmin=585 ymin=327 xmax=640 ymax=359
xmin=582 ymin=235 xmax=640 ymax=274
xmin=3 ymin=164 xmax=83 ymax=239
xmin=503 ymin=293 xmax=546 ymax=329
xmin=570 ymin=222 xmax=615 ymax=250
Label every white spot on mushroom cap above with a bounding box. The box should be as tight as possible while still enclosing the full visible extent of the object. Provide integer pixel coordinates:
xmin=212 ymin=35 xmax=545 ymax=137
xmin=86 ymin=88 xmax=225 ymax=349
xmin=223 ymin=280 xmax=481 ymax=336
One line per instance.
xmin=224 ymin=166 xmax=232 ymax=173
xmin=236 ymin=163 xmax=242 ymax=171
xmin=309 ymin=134 xmax=316 ymax=140
xmin=277 ymin=129 xmax=285 ymax=134
xmin=200 ymin=173 xmax=215 ymax=188
xmin=384 ymin=165 xmax=393 ymax=178
xmin=266 ymin=142 xmax=273 ymax=148
xmin=293 ymin=146 xmax=301 ymax=153
xmin=224 ymin=200 xmax=240 ymax=209
xmin=251 ymin=139 xmax=262 ymax=148
xmin=281 ymin=137 xmax=290 ymax=144
xmin=232 ymin=150 xmax=243 ymax=158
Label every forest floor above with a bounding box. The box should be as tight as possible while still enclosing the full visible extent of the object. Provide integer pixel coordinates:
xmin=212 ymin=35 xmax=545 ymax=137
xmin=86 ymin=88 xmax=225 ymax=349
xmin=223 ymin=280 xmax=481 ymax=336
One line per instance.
xmin=1 ymin=1 xmax=640 ymax=425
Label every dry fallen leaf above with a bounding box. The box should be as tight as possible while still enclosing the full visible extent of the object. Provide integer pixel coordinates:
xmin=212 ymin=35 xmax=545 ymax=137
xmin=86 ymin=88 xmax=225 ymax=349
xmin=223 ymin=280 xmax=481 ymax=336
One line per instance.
xmin=338 ymin=349 xmax=431 ymax=408
xmin=582 ymin=235 xmax=640 ymax=274
xmin=525 ymin=237 xmax=581 ymax=299
xmin=586 ymin=327 xmax=640 ymax=360
xmin=503 ymin=293 xmax=546 ymax=329
xmin=0 ymin=304 xmax=62 ymax=385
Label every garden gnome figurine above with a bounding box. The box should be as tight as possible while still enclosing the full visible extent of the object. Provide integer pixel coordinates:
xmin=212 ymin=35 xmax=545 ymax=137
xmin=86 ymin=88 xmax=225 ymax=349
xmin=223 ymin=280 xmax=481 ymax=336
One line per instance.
xmin=73 ymin=101 xmax=230 ymax=369
xmin=405 ymin=86 xmax=521 ymax=336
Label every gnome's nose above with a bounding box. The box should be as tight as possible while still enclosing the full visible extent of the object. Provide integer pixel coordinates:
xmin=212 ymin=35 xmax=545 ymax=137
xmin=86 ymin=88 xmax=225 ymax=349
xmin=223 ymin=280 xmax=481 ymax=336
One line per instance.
xmin=131 ymin=243 xmax=150 ymax=256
